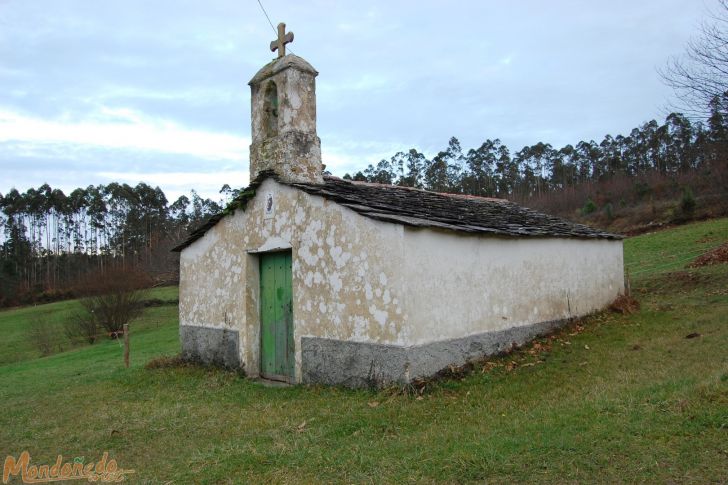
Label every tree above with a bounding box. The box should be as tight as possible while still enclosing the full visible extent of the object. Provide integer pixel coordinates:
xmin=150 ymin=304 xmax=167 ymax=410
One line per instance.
xmin=219 ymin=184 xmax=240 ymax=203
xmin=707 ymin=91 xmax=728 ymax=142
xmin=400 ymin=149 xmax=427 ymax=188
xmin=660 ymin=0 xmax=728 ymax=119
xmin=70 ymin=266 xmax=151 ymax=338
xmin=663 ymin=113 xmax=697 ymax=171
xmin=493 ymin=144 xmax=517 ymax=196
xmin=551 ymin=145 xmax=577 ymax=189
xmin=363 ymin=159 xmax=396 ymax=184
xmin=425 ymin=137 xmax=465 ymax=193
xmin=464 ymin=140 xmax=500 ymax=196
xmin=424 ymin=151 xmax=450 ymax=193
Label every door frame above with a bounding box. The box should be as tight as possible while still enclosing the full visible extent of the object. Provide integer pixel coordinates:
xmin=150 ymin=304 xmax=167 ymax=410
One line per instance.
xmin=258 ymin=249 xmax=295 ymax=383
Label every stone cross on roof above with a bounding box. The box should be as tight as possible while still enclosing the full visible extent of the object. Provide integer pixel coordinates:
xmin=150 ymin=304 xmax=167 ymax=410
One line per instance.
xmin=270 ymin=22 xmax=294 ymax=58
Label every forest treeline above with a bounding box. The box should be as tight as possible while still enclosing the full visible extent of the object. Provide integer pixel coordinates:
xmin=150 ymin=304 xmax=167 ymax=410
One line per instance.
xmin=343 ymin=102 xmax=727 ymax=199
xmin=0 ymin=183 xmax=224 ymax=306
xmin=2 ymin=105 xmax=727 ymax=307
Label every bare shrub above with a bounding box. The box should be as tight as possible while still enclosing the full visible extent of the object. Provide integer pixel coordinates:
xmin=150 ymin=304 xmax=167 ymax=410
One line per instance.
xmin=64 ymin=312 xmax=99 ymax=344
xmin=26 ymin=318 xmax=63 ymax=356
xmin=659 ymin=0 xmax=728 ymax=119
xmin=609 ymin=295 xmax=641 ymax=315
xmin=73 ymin=267 xmax=152 ymax=337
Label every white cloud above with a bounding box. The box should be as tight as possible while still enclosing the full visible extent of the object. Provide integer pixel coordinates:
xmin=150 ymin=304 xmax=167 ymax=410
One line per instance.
xmin=321 ymin=138 xmax=412 ymax=175
xmin=90 ymin=85 xmax=241 ymax=107
xmin=0 ymin=107 xmax=249 ymax=161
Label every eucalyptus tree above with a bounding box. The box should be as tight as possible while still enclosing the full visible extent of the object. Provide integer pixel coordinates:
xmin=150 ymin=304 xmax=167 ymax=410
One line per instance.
xmin=464 ymin=139 xmax=500 ymax=196
xmin=400 ymin=149 xmax=427 ymax=189
xmin=550 ymin=145 xmax=577 ymax=190
xmin=363 ymin=159 xmax=395 ymax=185
xmin=424 ymin=150 xmax=450 ymax=193
xmin=493 ymin=144 xmax=517 ymax=196
xmin=575 ymin=141 xmax=602 ymax=182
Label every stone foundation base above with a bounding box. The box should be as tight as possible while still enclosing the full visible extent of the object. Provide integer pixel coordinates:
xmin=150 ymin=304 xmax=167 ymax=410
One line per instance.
xmin=180 ymin=325 xmax=240 ymax=369
xmin=301 ymin=319 xmax=566 ymax=388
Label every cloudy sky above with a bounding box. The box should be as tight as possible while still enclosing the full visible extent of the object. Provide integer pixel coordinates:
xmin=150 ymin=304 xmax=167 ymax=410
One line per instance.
xmin=0 ymin=0 xmax=717 ymax=201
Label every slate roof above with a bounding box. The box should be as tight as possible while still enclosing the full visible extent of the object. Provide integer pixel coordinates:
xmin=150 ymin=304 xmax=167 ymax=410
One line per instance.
xmin=172 ymin=171 xmax=620 ymax=252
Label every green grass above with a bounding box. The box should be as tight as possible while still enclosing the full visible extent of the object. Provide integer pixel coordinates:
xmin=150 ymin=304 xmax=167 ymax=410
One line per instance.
xmin=0 ymin=286 xmax=178 ymax=365
xmin=1 ymin=223 xmax=727 ymax=483
xmin=624 ymin=217 xmax=728 ymax=280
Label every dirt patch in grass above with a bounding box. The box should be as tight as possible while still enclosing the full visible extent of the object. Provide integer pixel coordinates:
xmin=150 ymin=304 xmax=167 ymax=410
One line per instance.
xmin=695 ymin=234 xmax=719 ymax=244
xmin=640 ymin=270 xmax=719 ymax=295
xmin=671 ymin=271 xmax=712 ymax=284
xmin=688 ymin=242 xmax=728 ymax=268
xmin=145 ymin=354 xmax=248 ymax=381
xmin=145 ymin=354 xmax=190 ymax=369
xmin=609 ymin=295 xmax=641 ymax=314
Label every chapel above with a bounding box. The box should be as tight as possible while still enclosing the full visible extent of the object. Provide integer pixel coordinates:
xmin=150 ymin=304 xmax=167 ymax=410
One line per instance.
xmin=173 ymin=25 xmax=624 ymax=387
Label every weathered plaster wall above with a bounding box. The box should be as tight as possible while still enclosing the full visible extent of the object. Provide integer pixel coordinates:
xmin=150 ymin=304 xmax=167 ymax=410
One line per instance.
xmin=401 ymin=229 xmax=624 ymax=346
xmin=178 ymin=214 xmax=248 ymax=331
xmin=179 ymin=179 xmax=408 ymax=381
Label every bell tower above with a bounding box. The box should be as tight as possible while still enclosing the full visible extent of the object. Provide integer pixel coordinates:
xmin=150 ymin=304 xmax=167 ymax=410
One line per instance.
xmin=249 ymin=23 xmax=323 ymax=184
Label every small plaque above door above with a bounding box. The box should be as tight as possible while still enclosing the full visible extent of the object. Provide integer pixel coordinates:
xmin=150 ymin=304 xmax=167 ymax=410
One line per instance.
xmin=264 ymin=192 xmax=275 ymax=220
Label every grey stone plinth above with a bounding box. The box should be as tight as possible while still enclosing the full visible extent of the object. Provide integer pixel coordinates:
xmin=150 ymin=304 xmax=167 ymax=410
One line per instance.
xmin=180 ymin=325 xmax=240 ymax=369
xmin=301 ymin=338 xmax=410 ymax=388
xmin=301 ymin=319 xmax=566 ymax=388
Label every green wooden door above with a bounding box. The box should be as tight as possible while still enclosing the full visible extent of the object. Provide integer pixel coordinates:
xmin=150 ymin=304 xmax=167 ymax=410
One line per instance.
xmin=259 ymin=251 xmax=294 ymax=381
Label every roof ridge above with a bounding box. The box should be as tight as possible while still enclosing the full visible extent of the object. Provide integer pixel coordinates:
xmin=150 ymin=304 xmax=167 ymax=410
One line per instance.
xmin=172 ymin=171 xmax=622 ymax=252
xmin=323 ymin=175 xmax=509 ymax=203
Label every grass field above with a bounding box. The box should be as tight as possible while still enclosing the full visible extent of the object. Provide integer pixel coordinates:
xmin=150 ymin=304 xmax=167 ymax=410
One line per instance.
xmin=0 ymin=285 xmax=179 ymax=366
xmin=1 ymin=219 xmax=727 ymax=483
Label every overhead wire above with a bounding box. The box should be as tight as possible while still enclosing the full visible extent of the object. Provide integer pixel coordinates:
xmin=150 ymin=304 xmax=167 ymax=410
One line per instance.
xmin=256 ymin=0 xmax=277 ymax=34
xmin=255 ymin=0 xmax=296 ymax=56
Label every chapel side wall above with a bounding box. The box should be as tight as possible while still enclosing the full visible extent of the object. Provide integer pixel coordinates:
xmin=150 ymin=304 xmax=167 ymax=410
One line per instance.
xmin=178 ymin=212 xmax=248 ymax=369
xmin=401 ymin=229 xmax=625 ymax=346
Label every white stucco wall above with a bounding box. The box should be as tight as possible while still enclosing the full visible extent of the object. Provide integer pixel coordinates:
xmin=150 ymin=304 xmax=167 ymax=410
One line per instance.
xmin=180 ymin=179 xmax=624 ymax=382
xmin=401 ymin=229 xmax=624 ymax=345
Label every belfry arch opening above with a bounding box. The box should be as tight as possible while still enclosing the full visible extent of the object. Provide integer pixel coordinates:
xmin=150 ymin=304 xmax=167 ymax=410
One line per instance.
xmin=263 ymin=81 xmax=279 ymax=138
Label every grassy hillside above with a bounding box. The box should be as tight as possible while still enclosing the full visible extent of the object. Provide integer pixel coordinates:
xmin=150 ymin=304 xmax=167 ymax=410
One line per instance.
xmin=0 ymin=285 xmax=178 ymax=366
xmin=516 ymin=165 xmax=728 ymax=236
xmin=0 ymin=220 xmax=726 ymax=483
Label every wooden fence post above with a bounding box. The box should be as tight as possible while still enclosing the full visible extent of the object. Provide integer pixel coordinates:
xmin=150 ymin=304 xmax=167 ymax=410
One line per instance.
xmin=625 ymin=269 xmax=631 ymax=297
xmin=123 ymin=324 xmax=130 ymax=368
